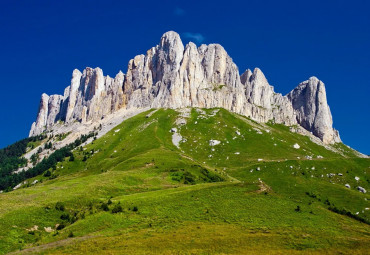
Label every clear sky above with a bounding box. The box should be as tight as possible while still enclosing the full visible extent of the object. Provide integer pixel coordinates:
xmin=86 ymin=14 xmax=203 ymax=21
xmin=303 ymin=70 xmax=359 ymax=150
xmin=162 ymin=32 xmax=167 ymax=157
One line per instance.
xmin=0 ymin=0 xmax=369 ymax=154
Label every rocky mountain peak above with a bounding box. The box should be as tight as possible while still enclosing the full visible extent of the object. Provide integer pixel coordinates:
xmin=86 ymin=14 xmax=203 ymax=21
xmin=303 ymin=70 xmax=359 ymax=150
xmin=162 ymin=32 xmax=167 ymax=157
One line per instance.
xmin=29 ymin=31 xmax=341 ymax=145
xmin=287 ymin=77 xmax=340 ymax=144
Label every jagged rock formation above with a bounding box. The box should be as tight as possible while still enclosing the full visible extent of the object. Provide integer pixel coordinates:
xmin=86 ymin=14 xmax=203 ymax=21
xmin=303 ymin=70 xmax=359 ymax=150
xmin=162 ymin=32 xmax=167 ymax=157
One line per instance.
xmin=287 ymin=77 xmax=341 ymax=144
xmin=30 ymin=68 xmax=125 ymax=136
xmin=29 ymin=31 xmax=340 ymax=144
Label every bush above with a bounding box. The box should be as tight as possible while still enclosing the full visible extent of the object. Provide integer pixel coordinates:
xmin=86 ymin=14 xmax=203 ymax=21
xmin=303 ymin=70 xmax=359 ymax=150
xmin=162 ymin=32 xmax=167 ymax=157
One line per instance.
xmin=60 ymin=213 xmax=70 ymax=221
xmin=132 ymin=206 xmax=138 ymax=212
xmin=56 ymin=223 xmax=65 ymax=230
xmin=328 ymin=206 xmax=369 ymax=224
xmin=43 ymin=170 xmax=51 ymax=177
xmin=170 ymin=171 xmax=184 ymax=182
xmin=201 ymin=169 xmax=223 ymax=183
xmin=101 ymin=203 xmax=109 ymax=211
xmin=295 ymin=206 xmax=301 ymax=212
xmin=69 ymin=154 xmax=75 ymax=161
xmin=68 ymin=231 xmax=74 ymax=238
xmin=183 ymin=171 xmax=196 ymax=185
xmin=112 ymin=204 xmax=123 ymax=214
xmin=55 ymin=202 xmax=65 ymax=211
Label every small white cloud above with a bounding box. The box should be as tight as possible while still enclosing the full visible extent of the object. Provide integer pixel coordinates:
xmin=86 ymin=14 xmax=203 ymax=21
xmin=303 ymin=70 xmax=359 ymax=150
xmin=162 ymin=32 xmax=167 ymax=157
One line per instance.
xmin=183 ymin=32 xmax=205 ymax=43
xmin=174 ymin=7 xmax=186 ymax=16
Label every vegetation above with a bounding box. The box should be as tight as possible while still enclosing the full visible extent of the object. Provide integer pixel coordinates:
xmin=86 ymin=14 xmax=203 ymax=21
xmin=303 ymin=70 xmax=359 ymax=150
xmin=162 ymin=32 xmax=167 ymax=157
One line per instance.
xmin=0 ymin=134 xmax=46 ymax=190
xmin=0 ymin=132 xmax=96 ymax=191
xmin=0 ymin=108 xmax=368 ymax=254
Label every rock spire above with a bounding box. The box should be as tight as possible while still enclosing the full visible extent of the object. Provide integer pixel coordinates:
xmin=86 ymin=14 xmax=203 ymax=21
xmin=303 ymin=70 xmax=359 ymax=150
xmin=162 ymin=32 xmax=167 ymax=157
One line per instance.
xmin=29 ymin=31 xmax=340 ymax=144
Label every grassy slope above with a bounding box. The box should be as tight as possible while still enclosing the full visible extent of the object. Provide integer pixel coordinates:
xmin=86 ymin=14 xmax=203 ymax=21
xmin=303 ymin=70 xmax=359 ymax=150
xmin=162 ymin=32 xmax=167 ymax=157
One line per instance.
xmin=0 ymin=108 xmax=369 ymax=254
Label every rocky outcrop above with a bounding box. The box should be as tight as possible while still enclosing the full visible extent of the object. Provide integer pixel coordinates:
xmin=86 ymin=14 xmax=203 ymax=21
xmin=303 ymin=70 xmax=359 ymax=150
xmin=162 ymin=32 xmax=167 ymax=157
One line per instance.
xmin=287 ymin=77 xmax=340 ymax=144
xmin=30 ymin=93 xmax=50 ymax=136
xmin=29 ymin=31 xmax=340 ymax=144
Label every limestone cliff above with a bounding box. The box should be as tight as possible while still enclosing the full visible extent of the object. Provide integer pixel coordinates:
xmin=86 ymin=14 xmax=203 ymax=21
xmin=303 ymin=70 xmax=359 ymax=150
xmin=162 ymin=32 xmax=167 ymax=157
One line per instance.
xmin=29 ymin=31 xmax=340 ymax=144
xmin=287 ymin=77 xmax=341 ymax=144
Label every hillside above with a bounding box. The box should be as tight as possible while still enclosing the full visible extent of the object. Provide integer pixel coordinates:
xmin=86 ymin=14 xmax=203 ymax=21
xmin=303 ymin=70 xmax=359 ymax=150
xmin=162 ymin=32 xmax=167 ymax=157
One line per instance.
xmin=0 ymin=108 xmax=369 ymax=254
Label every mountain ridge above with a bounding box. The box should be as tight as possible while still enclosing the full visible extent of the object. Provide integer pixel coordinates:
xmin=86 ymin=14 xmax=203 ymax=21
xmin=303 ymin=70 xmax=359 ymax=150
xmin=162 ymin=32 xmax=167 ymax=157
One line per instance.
xmin=29 ymin=31 xmax=340 ymax=145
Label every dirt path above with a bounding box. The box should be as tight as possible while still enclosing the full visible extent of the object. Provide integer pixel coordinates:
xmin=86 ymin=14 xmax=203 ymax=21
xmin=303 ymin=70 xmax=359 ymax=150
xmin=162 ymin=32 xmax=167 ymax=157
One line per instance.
xmin=8 ymin=235 xmax=95 ymax=254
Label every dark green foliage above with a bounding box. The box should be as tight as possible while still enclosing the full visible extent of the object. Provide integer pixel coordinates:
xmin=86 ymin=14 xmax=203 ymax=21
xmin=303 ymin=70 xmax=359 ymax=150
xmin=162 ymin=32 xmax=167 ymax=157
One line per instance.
xmin=0 ymin=132 xmax=96 ymax=190
xmin=170 ymin=167 xmax=223 ymax=185
xmin=170 ymin=169 xmax=196 ymax=184
xmin=56 ymin=223 xmax=65 ymax=230
xmin=112 ymin=203 xmax=123 ymax=214
xmin=43 ymin=170 xmax=51 ymax=177
xmin=132 ymin=206 xmax=138 ymax=212
xmin=328 ymin=206 xmax=369 ymax=224
xmin=69 ymin=154 xmax=75 ymax=162
xmin=68 ymin=231 xmax=74 ymax=238
xmin=295 ymin=206 xmax=301 ymax=212
xmin=44 ymin=142 xmax=52 ymax=149
xmin=0 ymin=135 xmax=46 ymax=190
xmin=201 ymin=169 xmax=223 ymax=183
xmin=305 ymin=191 xmax=318 ymax=199
xmin=100 ymin=203 xmax=109 ymax=211
xmin=60 ymin=213 xmax=70 ymax=221
xmin=170 ymin=170 xmax=184 ymax=182
xmin=30 ymin=153 xmax=39 ymax=165
xmin=55 ymin=202 xmax=65 ymax=211
xmin=183 ymin=171 xmax=196 ymax=184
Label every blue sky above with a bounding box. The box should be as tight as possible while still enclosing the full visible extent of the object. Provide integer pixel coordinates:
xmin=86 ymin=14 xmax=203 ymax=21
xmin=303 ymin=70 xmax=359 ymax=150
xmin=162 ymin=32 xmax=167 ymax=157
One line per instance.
xmin=0 ymin=0 xmax=369 ymax=154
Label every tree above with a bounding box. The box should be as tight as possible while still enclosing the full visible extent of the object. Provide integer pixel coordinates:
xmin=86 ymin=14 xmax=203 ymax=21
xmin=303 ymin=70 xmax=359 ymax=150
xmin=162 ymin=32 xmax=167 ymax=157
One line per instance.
xmin=69 ymin=154 xmax=75 ymax=162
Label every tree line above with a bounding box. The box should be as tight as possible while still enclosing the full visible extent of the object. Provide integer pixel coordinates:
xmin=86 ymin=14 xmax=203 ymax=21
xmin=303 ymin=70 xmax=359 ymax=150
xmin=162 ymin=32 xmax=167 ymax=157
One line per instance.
xmin=0 ymin=132 xmax=96 ymax=191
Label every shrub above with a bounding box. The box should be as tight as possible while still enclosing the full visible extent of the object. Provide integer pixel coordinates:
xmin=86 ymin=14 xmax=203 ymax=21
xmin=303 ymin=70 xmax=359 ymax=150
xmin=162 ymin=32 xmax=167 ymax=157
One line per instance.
xmin=55 ymin=202 xmax=65 ymax=211
xmin=295 ymin=206 xmax=301 ymax=212
xmin=43 ymin=170 xmax=51 ymax=177
xmin=132 ymin=206 xmax=138 ymax=212
xmin=60 ymin=213 xmax=70 ymax=221
xmin=68 ymin=231 xmax=74 ymax=238
xmin=112 ymin=204 xmax=123 ymax=214
xmin=183 ymin=171 xmax=196 ymax=185
xmin=69 ymin=154 xmax=75 ymax=161
xmin=56 ymin=223 xmax=65 ymax=230
xmin=328 ymin=206 xmax=369 ymax=224
xmin=101 ymin=203 xmax=109 ymax=211
xmin=171 ymin=171 xmax=184 ymax=182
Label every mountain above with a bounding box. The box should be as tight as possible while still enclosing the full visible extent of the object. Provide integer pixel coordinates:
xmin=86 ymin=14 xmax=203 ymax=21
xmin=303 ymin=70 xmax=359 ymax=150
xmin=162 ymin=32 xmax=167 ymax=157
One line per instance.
xmin=29 ymin=31 xmax=340 ymax=145
xmin=0 ymin=31 xmax=368 ymax=254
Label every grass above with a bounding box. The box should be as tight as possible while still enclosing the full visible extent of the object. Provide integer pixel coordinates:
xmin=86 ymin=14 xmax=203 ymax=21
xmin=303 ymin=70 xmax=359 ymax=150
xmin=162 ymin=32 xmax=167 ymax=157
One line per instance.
xmin=0 ymin=108 xmax=369 ymax=254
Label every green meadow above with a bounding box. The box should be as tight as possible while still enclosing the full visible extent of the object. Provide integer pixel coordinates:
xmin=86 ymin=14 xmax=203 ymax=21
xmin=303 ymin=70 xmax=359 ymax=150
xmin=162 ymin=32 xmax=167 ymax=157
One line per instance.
xmin=0 ymin=108 xmax=369 ymax=254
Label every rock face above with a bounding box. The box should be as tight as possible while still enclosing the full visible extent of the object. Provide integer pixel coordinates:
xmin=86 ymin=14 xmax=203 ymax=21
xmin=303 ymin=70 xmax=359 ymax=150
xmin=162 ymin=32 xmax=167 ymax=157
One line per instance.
xmin=287 ymin=77 xmax=340 ymax=144
xmin=29 ymin=31 xmax=340 ymax=144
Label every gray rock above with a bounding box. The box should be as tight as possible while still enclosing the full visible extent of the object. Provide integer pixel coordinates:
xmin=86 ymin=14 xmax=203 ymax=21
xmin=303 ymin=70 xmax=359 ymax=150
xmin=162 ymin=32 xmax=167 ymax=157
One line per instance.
xmin=357 ymin=186 xmax=367 ymax=193
xmin=287 ymin=77 xmax=340 ymax=144
xmin=29 ymin=31 xmax=341 ymax=145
